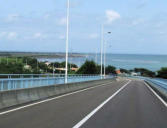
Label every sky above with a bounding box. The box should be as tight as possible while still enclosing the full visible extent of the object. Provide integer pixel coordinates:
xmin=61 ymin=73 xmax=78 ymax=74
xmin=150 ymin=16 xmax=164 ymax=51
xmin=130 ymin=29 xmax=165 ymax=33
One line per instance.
xmin=0 ymin=0 xmax=167 ymax=54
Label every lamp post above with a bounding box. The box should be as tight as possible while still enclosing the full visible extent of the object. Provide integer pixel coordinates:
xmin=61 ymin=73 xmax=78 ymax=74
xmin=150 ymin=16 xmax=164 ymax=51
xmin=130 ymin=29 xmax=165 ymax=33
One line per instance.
xmin=103 ymin=31 xmax=111 ymax=78
xmin=53 ymin=63 xmax=55 ymax=76
xmin=65 ymin=0 xmax=70 ymax=83
xmin=95 ymin=49 xmax=98 ymax=64
xmin=101 ymin=24 xmax=104 ymax=79
xmin=104 ymin=40 xmax=106 ymax=78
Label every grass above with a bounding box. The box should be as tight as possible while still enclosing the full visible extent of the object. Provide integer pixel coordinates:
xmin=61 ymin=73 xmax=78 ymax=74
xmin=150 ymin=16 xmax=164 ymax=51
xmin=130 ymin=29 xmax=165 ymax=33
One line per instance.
xmin=0 ymin=57 xmax=23 ymax=64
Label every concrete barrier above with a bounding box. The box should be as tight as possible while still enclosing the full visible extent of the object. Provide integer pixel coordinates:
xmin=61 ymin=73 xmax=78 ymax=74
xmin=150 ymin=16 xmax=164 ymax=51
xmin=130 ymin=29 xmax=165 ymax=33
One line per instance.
xmin=1 ymin=90 xmax=17 ymax=108
xmin=0 ymin=78 xmax=116 ymax=110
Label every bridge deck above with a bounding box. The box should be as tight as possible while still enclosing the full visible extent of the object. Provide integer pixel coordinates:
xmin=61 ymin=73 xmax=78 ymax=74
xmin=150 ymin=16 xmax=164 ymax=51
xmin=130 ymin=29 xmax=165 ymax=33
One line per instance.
xmin=0 ymin=79 xmax=166 ymax=128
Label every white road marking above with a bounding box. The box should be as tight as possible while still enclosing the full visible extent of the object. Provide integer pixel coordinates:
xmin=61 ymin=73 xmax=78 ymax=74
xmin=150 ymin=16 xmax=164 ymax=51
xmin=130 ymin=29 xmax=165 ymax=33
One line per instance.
xmin=0 ymin=81 xmax=119 ymax=115
xmin=144 ymin=82 xmax=167 ymax=107
xmin=73 ymin=80 xmax=131 ymax=128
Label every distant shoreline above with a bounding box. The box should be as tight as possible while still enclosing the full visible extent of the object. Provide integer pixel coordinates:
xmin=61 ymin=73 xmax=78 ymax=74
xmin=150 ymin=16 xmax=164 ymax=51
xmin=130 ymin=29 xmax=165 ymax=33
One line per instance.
xmin=0 ymin=51 xmax=87 ymax=59
xmin=0 ymin=51 xmax=167 ymax=56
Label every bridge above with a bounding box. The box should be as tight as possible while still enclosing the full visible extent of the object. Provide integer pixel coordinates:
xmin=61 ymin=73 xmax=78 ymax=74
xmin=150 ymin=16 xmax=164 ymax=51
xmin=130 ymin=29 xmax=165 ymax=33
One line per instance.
xmin=0 ymin=76 xmax=166 ymax=128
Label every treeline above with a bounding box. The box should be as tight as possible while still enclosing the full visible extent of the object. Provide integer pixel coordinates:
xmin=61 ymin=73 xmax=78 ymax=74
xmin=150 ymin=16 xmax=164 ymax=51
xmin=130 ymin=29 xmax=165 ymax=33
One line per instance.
xmin=118 ymin=67 xmax=167 ymax=79
xmin=157 ymin=67 xmax=167 ymax=79
xmin=0 ymin=57 xmax=116 ymax=75
xmin=0 ymin=57 xmax=78 ymax=74
xmin=76 ymin=60 xmax=116 ymax=75
xmin=0 ymin=57 xmax=167 ymax=79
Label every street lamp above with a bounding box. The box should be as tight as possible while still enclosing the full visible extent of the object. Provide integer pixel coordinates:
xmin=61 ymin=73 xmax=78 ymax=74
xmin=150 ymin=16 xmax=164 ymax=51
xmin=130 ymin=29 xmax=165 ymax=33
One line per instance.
xmin=65 ymin=0 xmax=70 ymax=83
xmin=101 ymin=24 xmax=104 ymax=79
xmin=103 ymin=30 xmax=111 ymax=78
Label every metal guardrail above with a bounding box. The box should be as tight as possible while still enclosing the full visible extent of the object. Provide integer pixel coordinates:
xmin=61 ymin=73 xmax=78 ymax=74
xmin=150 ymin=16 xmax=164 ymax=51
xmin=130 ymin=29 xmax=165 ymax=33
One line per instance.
xmin=145 ymin=78 xmax=167 ymax=101
xmin=0 ymin=74 xmax=109 ymax=91
xmin=128 ymin=76 xmax=167 ymax=99
xmin=145 ymin=79 xmax=167 ymax=90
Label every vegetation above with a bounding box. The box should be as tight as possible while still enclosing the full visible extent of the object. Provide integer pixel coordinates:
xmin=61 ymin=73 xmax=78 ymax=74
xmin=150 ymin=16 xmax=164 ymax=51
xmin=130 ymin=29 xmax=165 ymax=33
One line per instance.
xmin=105 ymin=66 xmax=116 ymax=74
xmin=77 ymin=60 xmax=116 ymax=75
xmin=157 ymin=67 xmax=167 ymax=79
xmin=1 ymin=57 xmax=167 ymax=79
xmin=0 ymin=57 xmax=78 ymax=74
xmin=77 ymin=60 xmax=98 ymax=74
xmin=120 ymin=68 xmax=130 ymax=74
xmin=49 ymin=61 xmax=78 ymax=74
xmin=134 ymin=68 xmax=156 ymax=77
xmin=0 ymin=63 xmax=24 ymax=74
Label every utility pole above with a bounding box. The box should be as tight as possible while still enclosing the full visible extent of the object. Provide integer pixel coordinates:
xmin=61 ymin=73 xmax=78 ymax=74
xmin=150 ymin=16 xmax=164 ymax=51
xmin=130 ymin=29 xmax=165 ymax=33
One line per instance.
xmin=7 ymin=57 xmax=8 ymax=65
xmin=16 ymin=57 xmax=18 ymax=63
xmin=65 ymin=0 xmax=70 ymax=83
xmin=70 ymin=48 xmax=73 ymax=71
xmin=37 ymin=60 xmax=38 ymax=71
xmin=95 ymin=49 xmax=98 ymax=64
xmin=104 ymin=40 xmax=106 ymax=78
xmin=26 ymin=59 xmax=28 ymax=65
xmin=53 ymin=63 xmax=55 ymax=75
xmin=101 ymin=24 xmax=104 ymax=79
xmin=104 ymin=31 xmax=111 ymax=78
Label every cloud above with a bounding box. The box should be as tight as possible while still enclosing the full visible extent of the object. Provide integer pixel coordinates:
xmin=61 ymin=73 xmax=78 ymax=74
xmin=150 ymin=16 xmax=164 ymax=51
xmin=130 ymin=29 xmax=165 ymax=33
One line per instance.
xmin=7 ymin=32 xmax=18 ymax=39
xmin=0 ymin=32 xmax=18 ymax=40
xmin=132 ymin=18 xmax=145 ymax=26
xmin=136 ymin=0 xmax=149 ymax=9
xmin=6 ymin=14 xmax=21 ymax=22
xmin=34 ymin=33 xmax=42 ymax=38
xmin=70 ymin=1 xmax=83 ymax=8
xmin=43 ymin=14 xmax=51 ymax=20
xmin=58 ymin=17 xmax=67 ymax=26
xmin=0 ymin=32 xmax=7 ymax=38
xmin=59 ymin=35 xmax=65 ymax=40
xmin=159 ymin=31 xmax=166 ymax=35
xmin=89 ymin=33 xmax=99 ymax=39
xmin=105 ymin=10 xmax=120 ymax=24
xmin=33 ymin=32 xmax=47 ymax=40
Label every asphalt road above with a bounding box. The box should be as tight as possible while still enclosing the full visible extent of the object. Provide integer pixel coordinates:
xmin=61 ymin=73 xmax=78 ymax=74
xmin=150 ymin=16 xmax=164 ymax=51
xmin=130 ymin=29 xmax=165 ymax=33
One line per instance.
xmin=0 ymin=79 xmax=166 ymax=128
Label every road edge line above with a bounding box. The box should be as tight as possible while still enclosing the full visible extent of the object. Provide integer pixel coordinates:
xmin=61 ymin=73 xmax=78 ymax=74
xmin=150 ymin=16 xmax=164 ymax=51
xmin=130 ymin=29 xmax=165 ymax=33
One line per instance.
xmin=73 ymin=80 xmax=131 ymax=128
xmin=144 ymin=82 xmax=167 ymax=107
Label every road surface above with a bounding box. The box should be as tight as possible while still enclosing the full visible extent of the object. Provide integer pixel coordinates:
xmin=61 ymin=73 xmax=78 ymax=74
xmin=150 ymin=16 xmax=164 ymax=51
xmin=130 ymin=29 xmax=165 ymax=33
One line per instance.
xmin=0 ymin=79 xmax=166 ymax=128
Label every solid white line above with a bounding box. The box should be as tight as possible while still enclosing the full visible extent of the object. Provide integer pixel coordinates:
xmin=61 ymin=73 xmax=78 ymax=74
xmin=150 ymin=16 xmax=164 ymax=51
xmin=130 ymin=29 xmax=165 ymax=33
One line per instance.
xmin=144 ymin=82 xmax=167 ymax=107
xmin=0 ymin=81 xmax=116 ymax=115
xmin=73 ymin=80 xmax=131 ymax=128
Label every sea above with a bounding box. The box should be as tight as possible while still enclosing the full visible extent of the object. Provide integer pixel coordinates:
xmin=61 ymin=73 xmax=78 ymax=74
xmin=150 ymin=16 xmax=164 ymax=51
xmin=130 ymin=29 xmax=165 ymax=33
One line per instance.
xmin=39 ymin=54 xmax=167 ymax=71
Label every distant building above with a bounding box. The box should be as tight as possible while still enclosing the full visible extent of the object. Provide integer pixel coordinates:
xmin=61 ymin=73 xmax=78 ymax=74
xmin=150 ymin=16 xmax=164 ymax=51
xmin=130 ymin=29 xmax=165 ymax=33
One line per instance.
xmin=116 ymin=69 xmax=121 ymax=75
xmin=131 ymin=72 xmax=138 ymax=76
xmin=70 ymin=67 xmax=79 ymax=72
xmin=55 ymin=68 xmax=66 ymax=71
xmin=24 ymin=65 xmax=31 ymax=70
xmin=55 ymin=67 xmax=79 ymax=72
xmin=45 ymin=62 xmax=51 ymax=66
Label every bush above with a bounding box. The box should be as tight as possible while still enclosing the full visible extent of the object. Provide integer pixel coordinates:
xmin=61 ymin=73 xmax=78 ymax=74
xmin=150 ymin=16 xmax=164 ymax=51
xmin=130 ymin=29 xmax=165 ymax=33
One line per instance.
xmin=77 ymin=60 xmax=98 ymax=74
xmin=120 ymin=68 xmax=130 ymax=74
xmin=105 ymin=65 xmax=116 ymax=74
xmin=157 ymin=67 xmax=167 ymax=79
xmin=134 ymin=68 xmax=155 ymax=77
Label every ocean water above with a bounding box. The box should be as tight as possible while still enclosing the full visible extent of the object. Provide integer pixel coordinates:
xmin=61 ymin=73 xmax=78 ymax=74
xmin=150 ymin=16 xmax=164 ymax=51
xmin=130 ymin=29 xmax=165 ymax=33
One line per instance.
xmin=39 ymin=54 xmax=167 ymax=71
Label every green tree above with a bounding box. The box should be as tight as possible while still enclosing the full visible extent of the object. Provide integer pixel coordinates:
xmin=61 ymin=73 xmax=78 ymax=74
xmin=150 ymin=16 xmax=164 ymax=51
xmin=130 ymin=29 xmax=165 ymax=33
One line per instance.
xmin=157 ymin=67 xmax=167 ymax=79
xmin=120 ymin=68 xmax=130 ymax=74
xmin=77 ymin=60 xmax=98 ymax=74
xmin=105 ymin=65 xmax=116 ymax=74
xmin=134 ymin=68 xmax=155 ymax=77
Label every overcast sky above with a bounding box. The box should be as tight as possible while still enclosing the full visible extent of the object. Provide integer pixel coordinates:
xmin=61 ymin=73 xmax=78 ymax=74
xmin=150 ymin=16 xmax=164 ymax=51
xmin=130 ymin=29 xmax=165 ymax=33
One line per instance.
xmin=0 ymin=0 xmax=167 ymax=54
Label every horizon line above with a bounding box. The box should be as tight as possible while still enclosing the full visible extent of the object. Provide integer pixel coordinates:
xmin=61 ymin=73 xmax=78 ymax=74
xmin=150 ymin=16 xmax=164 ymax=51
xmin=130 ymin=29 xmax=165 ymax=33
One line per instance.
xmin=0 ymin=50 xmax=167 ymax=56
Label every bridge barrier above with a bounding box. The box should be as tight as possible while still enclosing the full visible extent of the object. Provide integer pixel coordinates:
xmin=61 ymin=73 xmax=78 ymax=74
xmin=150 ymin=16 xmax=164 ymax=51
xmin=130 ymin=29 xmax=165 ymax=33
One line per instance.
xmin=0 ymin=78 xmax=117 ymax=110
xmin=145 ymin=80 xmax=167 ymax=102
